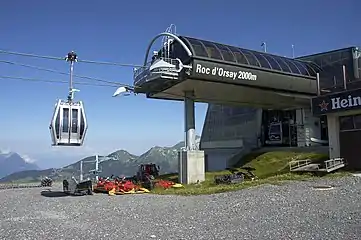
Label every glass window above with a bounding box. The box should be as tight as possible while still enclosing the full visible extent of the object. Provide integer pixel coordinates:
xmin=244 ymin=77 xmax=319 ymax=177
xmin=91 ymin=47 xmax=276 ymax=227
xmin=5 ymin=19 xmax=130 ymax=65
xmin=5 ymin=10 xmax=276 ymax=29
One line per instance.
xmin=283 ymin=59 xmax=301 ymax=74
xmin=305 ymin=63 xmax=320 ymax=76
xmin=62 ymin=108 xmax=69 ymax=133
xmin=339 ymin=116 xmax=354 ymax=131
xmin=263 ymin=55 xmax=282 ymax=71
xmin=293 ymin=61 xmax=310 ymax=76
xmin=273 ymin=56 xmax=292 ymax=73
xmin=185 ymin=38 xmax=208 ymax=57
xmin=202 ymin=41 xmax=223 ymax=60
xmin=80 ymin=111 xmax=85 ymax=139
xmin=216 ymin=44 xmax=236 ymax=62
xmin=71 ymin=109 xmax=78 ymax=133
xmin=252 ymin=52 xmax=271 ymax=69
xmin=228 ymin=46 xmax=249 ymax=64
xmin=241 ymin=49 xmax=260 ymax=67
xmin=354 ymin=115 xmax=361 ymax=129
xmin=170 ymin=41 xmax=190 ymax=62
xmin=55 ymin=111 xmax=60 ymax=138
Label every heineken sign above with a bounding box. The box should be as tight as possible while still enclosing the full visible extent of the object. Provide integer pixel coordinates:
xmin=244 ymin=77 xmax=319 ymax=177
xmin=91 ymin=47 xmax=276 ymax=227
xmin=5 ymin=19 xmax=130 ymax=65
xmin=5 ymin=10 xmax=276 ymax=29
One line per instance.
xmin=312 ymin=88 xmax=361 ymax=115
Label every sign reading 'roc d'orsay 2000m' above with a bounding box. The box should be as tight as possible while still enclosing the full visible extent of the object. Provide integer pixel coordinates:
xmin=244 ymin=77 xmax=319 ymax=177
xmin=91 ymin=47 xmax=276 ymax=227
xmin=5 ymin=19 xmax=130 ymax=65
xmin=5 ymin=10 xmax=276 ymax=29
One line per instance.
xmin=195 ymin=63 xmax=257 ymax=81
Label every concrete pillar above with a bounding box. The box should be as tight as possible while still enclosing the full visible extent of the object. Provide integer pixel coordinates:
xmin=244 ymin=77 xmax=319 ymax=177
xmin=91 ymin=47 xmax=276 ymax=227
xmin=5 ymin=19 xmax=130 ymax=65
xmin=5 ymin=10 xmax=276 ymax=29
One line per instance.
xmin=178 ymin=91 xmax=205 ymax=184
xmin=184 ymin=91 xmax=196 ymax=150
xmin=327 ymin=114 xmax=340 ymax=159
xmin=296 ymin=108 xmax=321 ymax=146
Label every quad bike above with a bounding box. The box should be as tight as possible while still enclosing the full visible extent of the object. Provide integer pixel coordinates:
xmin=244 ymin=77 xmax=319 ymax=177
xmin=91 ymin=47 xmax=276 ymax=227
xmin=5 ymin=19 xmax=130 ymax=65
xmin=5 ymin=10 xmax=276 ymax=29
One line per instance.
xmin=40 ymin=177 xmax=53 ymax=187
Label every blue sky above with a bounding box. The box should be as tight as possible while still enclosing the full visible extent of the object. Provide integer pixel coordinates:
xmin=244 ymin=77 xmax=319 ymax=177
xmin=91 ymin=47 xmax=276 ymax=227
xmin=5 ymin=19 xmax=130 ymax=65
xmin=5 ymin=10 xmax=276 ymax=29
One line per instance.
xmin=0 ymin=0 xmax=359 ymax=168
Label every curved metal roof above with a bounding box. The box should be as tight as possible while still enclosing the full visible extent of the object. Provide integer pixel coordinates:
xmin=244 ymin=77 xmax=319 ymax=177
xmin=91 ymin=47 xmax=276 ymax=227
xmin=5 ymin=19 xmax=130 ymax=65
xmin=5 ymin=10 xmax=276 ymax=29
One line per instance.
xmin=180 ymin=36 xmax=322 ymax=78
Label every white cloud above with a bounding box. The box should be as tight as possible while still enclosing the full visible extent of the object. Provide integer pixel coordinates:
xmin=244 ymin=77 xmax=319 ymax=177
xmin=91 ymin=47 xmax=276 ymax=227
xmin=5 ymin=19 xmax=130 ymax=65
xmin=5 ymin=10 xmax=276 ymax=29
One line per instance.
xmin=0 ymin=148 xmax=11 ymax=155
xmin=19 ymin=154 xmax=36 ymax=163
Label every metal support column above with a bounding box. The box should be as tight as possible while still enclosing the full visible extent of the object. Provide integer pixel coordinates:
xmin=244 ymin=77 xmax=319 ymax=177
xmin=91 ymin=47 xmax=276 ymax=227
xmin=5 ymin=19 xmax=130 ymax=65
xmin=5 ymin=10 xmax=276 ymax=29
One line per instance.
xmin=79 ymin=160 xmax=83 ymax=181
xmin=184 ymin=91 xmax=196 ymax=150
xmin=95 ymin=155 xmax=99 ymax=181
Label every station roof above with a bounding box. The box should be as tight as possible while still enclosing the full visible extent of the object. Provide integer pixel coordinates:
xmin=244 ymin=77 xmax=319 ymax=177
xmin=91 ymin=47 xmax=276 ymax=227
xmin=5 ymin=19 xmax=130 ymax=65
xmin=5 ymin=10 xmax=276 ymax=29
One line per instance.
xmin=180 ymin=36 xmax=322 ymax=78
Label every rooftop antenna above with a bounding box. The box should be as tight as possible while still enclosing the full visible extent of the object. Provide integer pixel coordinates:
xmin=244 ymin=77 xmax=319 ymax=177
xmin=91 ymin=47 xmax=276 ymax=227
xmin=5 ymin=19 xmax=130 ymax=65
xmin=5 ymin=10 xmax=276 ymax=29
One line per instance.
xmin=291 ymin=44 xmax=295 ymax=58
xmin=261 ymin=42 xmax=267 ymax=53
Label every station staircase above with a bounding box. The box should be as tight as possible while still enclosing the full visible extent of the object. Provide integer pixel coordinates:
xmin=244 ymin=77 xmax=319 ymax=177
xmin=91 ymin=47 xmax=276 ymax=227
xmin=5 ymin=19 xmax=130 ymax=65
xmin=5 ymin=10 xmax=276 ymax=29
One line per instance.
xmin=289 ymin=158 xmax=346 ymax=173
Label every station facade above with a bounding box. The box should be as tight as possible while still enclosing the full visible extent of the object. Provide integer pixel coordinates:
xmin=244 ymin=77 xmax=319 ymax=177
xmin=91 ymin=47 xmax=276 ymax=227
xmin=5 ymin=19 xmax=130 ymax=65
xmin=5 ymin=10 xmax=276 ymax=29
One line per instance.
xmin=133 ymin=32 xmax=361 ymax=183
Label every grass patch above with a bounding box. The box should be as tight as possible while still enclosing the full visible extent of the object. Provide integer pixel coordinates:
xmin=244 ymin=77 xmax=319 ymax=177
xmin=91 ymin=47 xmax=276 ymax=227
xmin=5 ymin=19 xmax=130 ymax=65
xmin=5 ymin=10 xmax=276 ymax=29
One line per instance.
xmin=153 ymin=151 xmax=350 ymax=196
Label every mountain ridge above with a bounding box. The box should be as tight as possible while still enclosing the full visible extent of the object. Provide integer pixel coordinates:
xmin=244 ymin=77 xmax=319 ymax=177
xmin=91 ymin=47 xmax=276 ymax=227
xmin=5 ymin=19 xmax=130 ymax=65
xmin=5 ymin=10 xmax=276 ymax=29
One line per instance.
xmin=0 ymin=151 xmax=40 ymax=178
xmin=0 ymin=136 xmax=200 ymax=183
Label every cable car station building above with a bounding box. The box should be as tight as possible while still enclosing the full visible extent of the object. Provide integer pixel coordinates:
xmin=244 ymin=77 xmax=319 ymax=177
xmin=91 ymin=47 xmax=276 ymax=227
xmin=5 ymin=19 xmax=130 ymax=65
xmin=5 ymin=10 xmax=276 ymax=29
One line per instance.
xmin=133 ymin=32 xmax=361 ymax=184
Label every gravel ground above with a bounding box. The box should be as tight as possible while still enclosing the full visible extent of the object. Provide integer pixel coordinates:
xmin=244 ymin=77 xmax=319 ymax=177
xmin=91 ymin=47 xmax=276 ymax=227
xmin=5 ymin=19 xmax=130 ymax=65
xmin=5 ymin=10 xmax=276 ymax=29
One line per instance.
xmin=1 ymin=176 xmax=361 ymax=240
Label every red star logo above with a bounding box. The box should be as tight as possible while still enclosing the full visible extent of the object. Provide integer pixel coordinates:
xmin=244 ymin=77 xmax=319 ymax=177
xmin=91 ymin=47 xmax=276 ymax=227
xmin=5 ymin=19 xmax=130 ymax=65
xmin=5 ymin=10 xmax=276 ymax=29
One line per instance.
xmin=319 ymin=100 xmax=329 ymax=111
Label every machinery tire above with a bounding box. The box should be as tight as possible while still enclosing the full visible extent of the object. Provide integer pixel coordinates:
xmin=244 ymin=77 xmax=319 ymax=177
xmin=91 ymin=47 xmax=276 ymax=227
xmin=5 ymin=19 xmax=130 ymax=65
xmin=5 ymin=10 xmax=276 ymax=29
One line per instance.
xmin=63 ymin=180 xmax=69 ymax=192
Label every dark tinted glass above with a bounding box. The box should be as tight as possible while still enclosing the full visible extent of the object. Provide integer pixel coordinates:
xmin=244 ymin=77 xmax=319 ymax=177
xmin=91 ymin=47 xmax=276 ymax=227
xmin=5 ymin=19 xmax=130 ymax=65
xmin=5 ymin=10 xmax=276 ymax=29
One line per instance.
xmin=62 ymin=108 xmax=69 ymax=133
xmin=340 ymin=116 xmax=354 ymax=131
xmin=215 ymin=44 xmax=236 ymax=62
xmin=55 ymin=110 xmax=60 ymax=138
xmin=305 ymin=62 xmax=320 ymax=76
xmin=283 ymin=59 xmax=301 ymax=74
xmin=354 ymin=115 xmax=361 ymax=129
xmin=263 ymin=55 xmax=282 ymax=71
xmin=170 ymin=41 xmax=190 ymax=62
xmin=80 ymin=111 xmax=85 ymax=139
xmin=202 ymin=41 xmax=223 ymax=60
xmin=273 ymin=56 xmax=292 ymax=73
xmin=241 ymin=49 xmax=260 ymax=67
xmin=71 ymin=109 xmax=78 ymax=133
xmin=293 ymin=61 xmax=310 ymax=75
xmin=186 ymin=38 xmax=208 ymax=57
xmin=228 ymin=46 xmax=249 ymax=64
xmin=252 ymin=52 xmax=271 ymax=69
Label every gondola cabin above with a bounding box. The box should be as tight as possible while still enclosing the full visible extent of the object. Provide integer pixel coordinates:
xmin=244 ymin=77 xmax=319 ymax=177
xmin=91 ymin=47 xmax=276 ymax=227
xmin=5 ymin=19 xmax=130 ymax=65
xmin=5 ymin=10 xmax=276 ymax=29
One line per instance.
xmin=49 ymin=99 xmax=88 ymax=146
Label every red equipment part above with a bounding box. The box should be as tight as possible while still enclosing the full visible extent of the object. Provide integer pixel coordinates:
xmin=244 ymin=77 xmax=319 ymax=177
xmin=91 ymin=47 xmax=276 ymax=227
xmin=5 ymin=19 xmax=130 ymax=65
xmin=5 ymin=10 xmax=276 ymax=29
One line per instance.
xmin=155 ymin=180 xmax=175 ymax=189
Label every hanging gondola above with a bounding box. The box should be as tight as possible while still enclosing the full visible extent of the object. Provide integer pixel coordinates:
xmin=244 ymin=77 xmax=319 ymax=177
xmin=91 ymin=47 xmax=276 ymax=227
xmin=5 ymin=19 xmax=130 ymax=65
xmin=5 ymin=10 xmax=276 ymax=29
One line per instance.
xmin=49 ymin=51 xmax=88 ymax=146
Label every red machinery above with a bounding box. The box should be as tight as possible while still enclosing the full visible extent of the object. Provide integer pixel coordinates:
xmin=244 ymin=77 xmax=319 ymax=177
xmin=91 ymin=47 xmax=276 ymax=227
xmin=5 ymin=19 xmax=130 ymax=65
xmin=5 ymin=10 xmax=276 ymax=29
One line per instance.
xmin=94 ymin=176 xmax=149 ymax=194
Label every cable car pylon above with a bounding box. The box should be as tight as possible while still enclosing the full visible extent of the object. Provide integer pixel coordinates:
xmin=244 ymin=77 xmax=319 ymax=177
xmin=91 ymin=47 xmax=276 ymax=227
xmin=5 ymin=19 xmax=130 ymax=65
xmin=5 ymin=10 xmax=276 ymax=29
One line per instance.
xmin=49 ymin=51 xmax=88 ymax=147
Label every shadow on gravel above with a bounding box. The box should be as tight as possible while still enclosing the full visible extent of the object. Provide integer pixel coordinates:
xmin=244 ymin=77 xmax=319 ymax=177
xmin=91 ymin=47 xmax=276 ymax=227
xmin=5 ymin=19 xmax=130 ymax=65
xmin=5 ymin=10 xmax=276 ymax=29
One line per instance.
xmin=41 ymin=190 xmax=68 ymax=198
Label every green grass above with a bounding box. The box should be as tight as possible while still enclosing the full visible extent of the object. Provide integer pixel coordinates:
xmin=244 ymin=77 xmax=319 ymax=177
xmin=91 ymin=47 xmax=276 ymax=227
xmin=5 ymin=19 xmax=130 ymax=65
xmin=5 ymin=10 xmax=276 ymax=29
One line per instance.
xmin=153 ymin=151 xmax=350 ymax=196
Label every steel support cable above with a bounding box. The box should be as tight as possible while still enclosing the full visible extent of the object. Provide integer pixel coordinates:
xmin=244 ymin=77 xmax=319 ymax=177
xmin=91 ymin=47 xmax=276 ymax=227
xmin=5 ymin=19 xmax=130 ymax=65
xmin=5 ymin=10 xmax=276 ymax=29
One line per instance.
xmin=0 ymin=76 xmax=120 ymax=88
xmin=0 ymin=60 xmax=136 ymax=89
xmin=0 ymin=49 xmax=144 ymax=68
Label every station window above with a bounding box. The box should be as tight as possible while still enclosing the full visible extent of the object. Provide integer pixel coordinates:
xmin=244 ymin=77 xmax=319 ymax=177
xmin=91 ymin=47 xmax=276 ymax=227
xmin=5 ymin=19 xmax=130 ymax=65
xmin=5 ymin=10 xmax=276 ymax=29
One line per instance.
xmin=185 ymin=38 xmax=208 ymax=57
xmin=215 ymin=44 xmax=236 ymax=62
xmin=252 ymin=52 xmax=271 ymax=69
xmin=241 ymin=50 xmax=260 ymax=67
xmin=293 ymin=61 xmax=310 ymax=76
xmin=339 ymin=116 xmax=354 ymax=131
xmin=202 ymin=41 xmax=223 ymax=60
xmin=263 ymin=55 xmax=282 ymax=71
xmin=283 ymin=59 xmax=301 ymax=74
xmin=353 ymin=114 xmax=361 ymax=129
xmin=228 ymin=46 xmax=249 ymax=65
xmin=273 ymin=56 xmax=292 ymax=73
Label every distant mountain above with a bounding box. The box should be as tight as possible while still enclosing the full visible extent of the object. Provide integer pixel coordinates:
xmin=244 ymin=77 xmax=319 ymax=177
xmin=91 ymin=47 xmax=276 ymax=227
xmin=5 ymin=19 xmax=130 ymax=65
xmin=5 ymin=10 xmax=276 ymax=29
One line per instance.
xmin=0 ymin=151 xmax=40 ymax=179
xmin=0 ymin=137 xmax=200 ymax=183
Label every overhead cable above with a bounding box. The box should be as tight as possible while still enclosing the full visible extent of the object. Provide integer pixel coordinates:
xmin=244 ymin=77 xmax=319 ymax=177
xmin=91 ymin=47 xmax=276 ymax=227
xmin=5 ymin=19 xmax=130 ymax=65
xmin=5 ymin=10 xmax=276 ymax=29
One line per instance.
xmin=0 ymin=49 xmax=144 ymax=68
xmin=0 ymin=60 xmax=135 ymax=88
xmin=0 ymin=75 xmax=120 ymax=88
